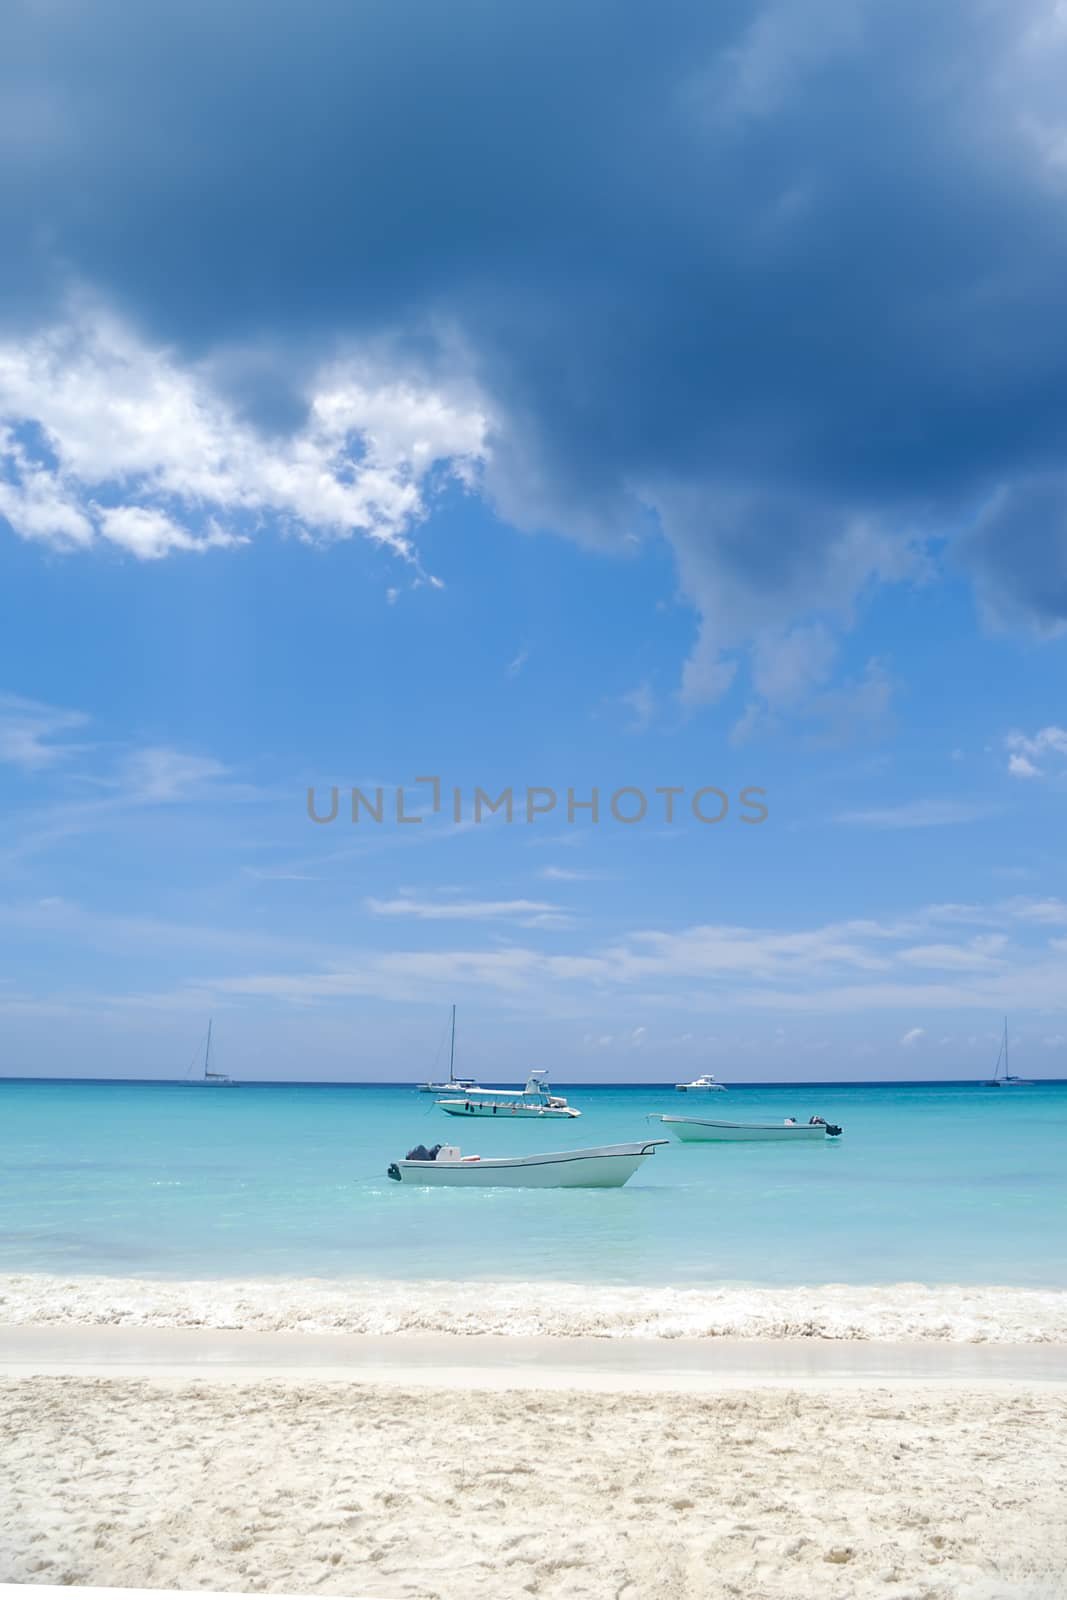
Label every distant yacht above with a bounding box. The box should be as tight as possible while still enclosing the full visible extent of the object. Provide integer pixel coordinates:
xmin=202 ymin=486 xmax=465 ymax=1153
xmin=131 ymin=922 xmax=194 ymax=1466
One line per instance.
xmin=675 ymin=1073 xmax=727 ymax=1093
xmin=416 ymin=1005 xmax=480 ymax=1095
xmin=186 ymin=1020 xmax=238 ymax=1087
xmin=983 ymin=1017 xmax=1030 ymax=1087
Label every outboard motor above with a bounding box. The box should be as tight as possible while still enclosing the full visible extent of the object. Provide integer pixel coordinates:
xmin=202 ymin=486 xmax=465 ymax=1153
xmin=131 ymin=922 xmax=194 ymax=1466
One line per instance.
xmin=810 ymin=1114 xmax=843 ymax=1137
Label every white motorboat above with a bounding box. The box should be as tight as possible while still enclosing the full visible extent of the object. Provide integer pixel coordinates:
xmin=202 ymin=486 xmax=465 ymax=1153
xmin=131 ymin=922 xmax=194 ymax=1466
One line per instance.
xmin=387 ymin=1139 xmax=666 ymax=1187
xmin=416 ymin=1004 xmax=480 ymax=1094
xmin=983 ymin=1017 xmax=1031 ymax=1087
xmin=655 ymin=1115 xmax=841 ymax=1142
xmin=436 ymin=1070 xmax=580 ymax=1118
xmin=675 ymin=1073 xmax=727 ymax=1092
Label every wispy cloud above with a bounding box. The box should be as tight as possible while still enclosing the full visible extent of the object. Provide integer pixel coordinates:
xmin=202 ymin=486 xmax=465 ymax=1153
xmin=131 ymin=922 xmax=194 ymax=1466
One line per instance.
xmin=118 ymin=746 xmax=231 ymax=803
xmin=365 ymin=895 xmax=569 ymax=927
xmin=619 ymin=680 xmax=657 ymax=732
xmin=243 ymin=867 xmax=321 ymax=883
xmin=9 ymin=894 xmax=1067 ymax=1025
xmin=506 ymin=647 xmax=529 ymax=679
xmin=1007 ymin=896 xmax=1067 ymax=925
xmin=896 ymin=938 xmax=1006 ymax=972
xmin=0 ymin=692 xmax=89 ymax=771
xmin=540 ymin=865 xmax=606 ymax=883
xmin=0 ymin=712 xmax=248 ymax=878
xmin=900 ymin=1027 xmax=926 ymax=1048
xmin=836 ymin=799 xmax=994 ymax=829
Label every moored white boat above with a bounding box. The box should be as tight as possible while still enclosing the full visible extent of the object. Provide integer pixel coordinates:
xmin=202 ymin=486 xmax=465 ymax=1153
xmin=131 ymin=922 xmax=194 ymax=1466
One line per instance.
xmin=437 ymin=1070 xmax=580 ymax=1118
xmin=674 ymin=1073 xmax=727 ymax=1092
xmin=387 ymin=1139 xmax=666 ymax=1187
xmin=655 ymin=1115 xmax=841 ymax=1142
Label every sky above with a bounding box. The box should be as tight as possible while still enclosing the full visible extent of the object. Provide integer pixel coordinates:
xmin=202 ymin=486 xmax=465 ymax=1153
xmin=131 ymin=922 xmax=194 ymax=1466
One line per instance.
xmin=2 ymin=0 xmax=1067 ymax=1082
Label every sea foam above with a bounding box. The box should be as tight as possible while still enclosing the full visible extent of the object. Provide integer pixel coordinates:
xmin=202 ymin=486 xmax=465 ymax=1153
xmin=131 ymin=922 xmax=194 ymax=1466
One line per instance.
xmin=1 ymin=1273 xmax=1066 ymax=1342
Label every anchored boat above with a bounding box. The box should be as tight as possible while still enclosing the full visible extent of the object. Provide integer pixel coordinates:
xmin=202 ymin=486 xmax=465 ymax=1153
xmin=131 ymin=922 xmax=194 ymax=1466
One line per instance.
xmin=675 ymin=1073 xmax=727 ymax=1092
xmin=436 ymin=1070 xmax=580 ymax=1118
xmin=387 ymin=1139 xmax=666 ymax=1187
xmin=983 ymin=1017 xmax=1031 ymax=1087
xmin=655 ymin=1114 xmax=841 ymax=1142
xmin=183 ymin=1019 xmax=238 ymax=1087
xmin=416 ymin=1004 xmax=480 ymax=1094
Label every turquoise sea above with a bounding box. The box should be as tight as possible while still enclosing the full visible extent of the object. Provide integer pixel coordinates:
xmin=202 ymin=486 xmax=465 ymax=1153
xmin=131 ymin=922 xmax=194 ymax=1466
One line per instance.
xmin=2 ymin=1078 xmax=1066 ymax=1290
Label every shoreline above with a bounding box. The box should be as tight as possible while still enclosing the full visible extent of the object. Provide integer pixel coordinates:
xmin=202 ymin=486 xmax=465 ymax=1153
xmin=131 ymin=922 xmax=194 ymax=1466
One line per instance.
xmin=3 ymin=1323 xmax=1067 ymax=1389
xmin=3 ymin=1271 xmax=1067 ymax=1343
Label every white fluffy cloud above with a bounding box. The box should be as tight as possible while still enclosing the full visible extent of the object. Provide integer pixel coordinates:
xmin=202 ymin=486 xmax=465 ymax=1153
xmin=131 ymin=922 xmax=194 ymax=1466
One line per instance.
xmin=1006 ymin=725 xmax=1067 ymax=779
xmin=0 ymin=301 xmax=488 ymax=565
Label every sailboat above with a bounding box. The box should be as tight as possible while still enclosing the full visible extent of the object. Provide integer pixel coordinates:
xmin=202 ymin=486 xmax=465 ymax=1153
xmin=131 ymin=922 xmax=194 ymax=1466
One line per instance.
xmin=416 ymin=1005 xmax=479 ymax=1094
xmin=186 ymin=1019 xmax=238 ymax=1087
xmin=983 ymin=1017 xmax=1030 ymax=1087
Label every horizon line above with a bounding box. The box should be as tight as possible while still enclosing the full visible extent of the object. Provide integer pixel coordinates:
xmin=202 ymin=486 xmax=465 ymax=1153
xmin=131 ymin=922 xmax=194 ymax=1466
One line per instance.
xmin=2 ymin=1075 xmax=1065 ymax=1088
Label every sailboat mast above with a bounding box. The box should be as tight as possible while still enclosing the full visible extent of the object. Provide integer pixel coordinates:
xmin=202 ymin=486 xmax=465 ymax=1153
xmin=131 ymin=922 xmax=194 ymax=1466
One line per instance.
xmin=204 ymin=1019 xmax=213 ymax=1079
xmin=1004 ymin=1016 xmax=1009 ymax=1080
xmin=448 ymin=1004 xmax=456 ymax=1084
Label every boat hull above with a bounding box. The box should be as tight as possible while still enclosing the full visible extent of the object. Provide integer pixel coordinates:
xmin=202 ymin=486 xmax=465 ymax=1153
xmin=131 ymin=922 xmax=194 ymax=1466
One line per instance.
xmin=437 ymin=1099 xmax=580 ymax=1118
xmin=662 ymin=1117 xmax=829 ymax=1142
xmin=674 ymin=1085 xmax=727 ymax=1092
xmin=388 ymin=1141 xmax=664 ymax=1187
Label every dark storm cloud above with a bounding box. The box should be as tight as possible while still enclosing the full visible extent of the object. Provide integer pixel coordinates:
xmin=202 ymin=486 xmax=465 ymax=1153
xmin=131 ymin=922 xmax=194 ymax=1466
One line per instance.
xmin=4 ymin=0 xmax=1067 ymax=673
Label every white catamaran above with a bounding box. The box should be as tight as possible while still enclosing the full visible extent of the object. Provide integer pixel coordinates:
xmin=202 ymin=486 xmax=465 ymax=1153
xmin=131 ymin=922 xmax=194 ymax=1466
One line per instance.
xmin=416 ymin=1005 xmax=479 ymax=1094
xmin=675 ymin=1073 xmax=727 ymax=1092
xmin=436 ymin=1070 xmax=580 ymax=1118
xmin=984 ymin=1017 xmax=1030 ymax=1087
xmin=186 ymin=1020 xmax=238 ymax=1087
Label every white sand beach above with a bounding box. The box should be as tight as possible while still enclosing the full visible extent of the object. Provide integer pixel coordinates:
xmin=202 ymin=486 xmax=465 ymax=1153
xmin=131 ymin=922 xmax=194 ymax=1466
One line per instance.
xmin=3 ymin=1281 xmax=1066 ymax=1596
xmin=1 ymin=1328 xmax=1066 ymax=1599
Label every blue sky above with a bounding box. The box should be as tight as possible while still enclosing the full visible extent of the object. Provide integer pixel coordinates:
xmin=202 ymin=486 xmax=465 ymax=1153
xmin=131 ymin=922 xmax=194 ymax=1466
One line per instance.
xmin=2 ymin=0 xmax=1067 ymax=1081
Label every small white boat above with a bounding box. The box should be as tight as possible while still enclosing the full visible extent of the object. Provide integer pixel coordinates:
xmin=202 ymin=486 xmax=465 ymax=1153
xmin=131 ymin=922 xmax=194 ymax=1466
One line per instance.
xmin=387 ymin=1139 xmax=666 ymax=1187
xmin=437 ymin=1070 xmax=580 ymax=1119
xmin=417 ymin=1004 xmax=480 ymax=1094
xmin=655 ymin=1115 xmax=841 ymax=1142
xmin=675 ymin=1073 xmax=727 ymax=1092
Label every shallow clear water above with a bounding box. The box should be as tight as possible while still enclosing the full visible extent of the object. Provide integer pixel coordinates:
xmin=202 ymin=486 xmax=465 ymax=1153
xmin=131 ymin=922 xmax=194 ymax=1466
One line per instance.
xmin=1 ymin=1079 xmax=1065 ymax=1287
